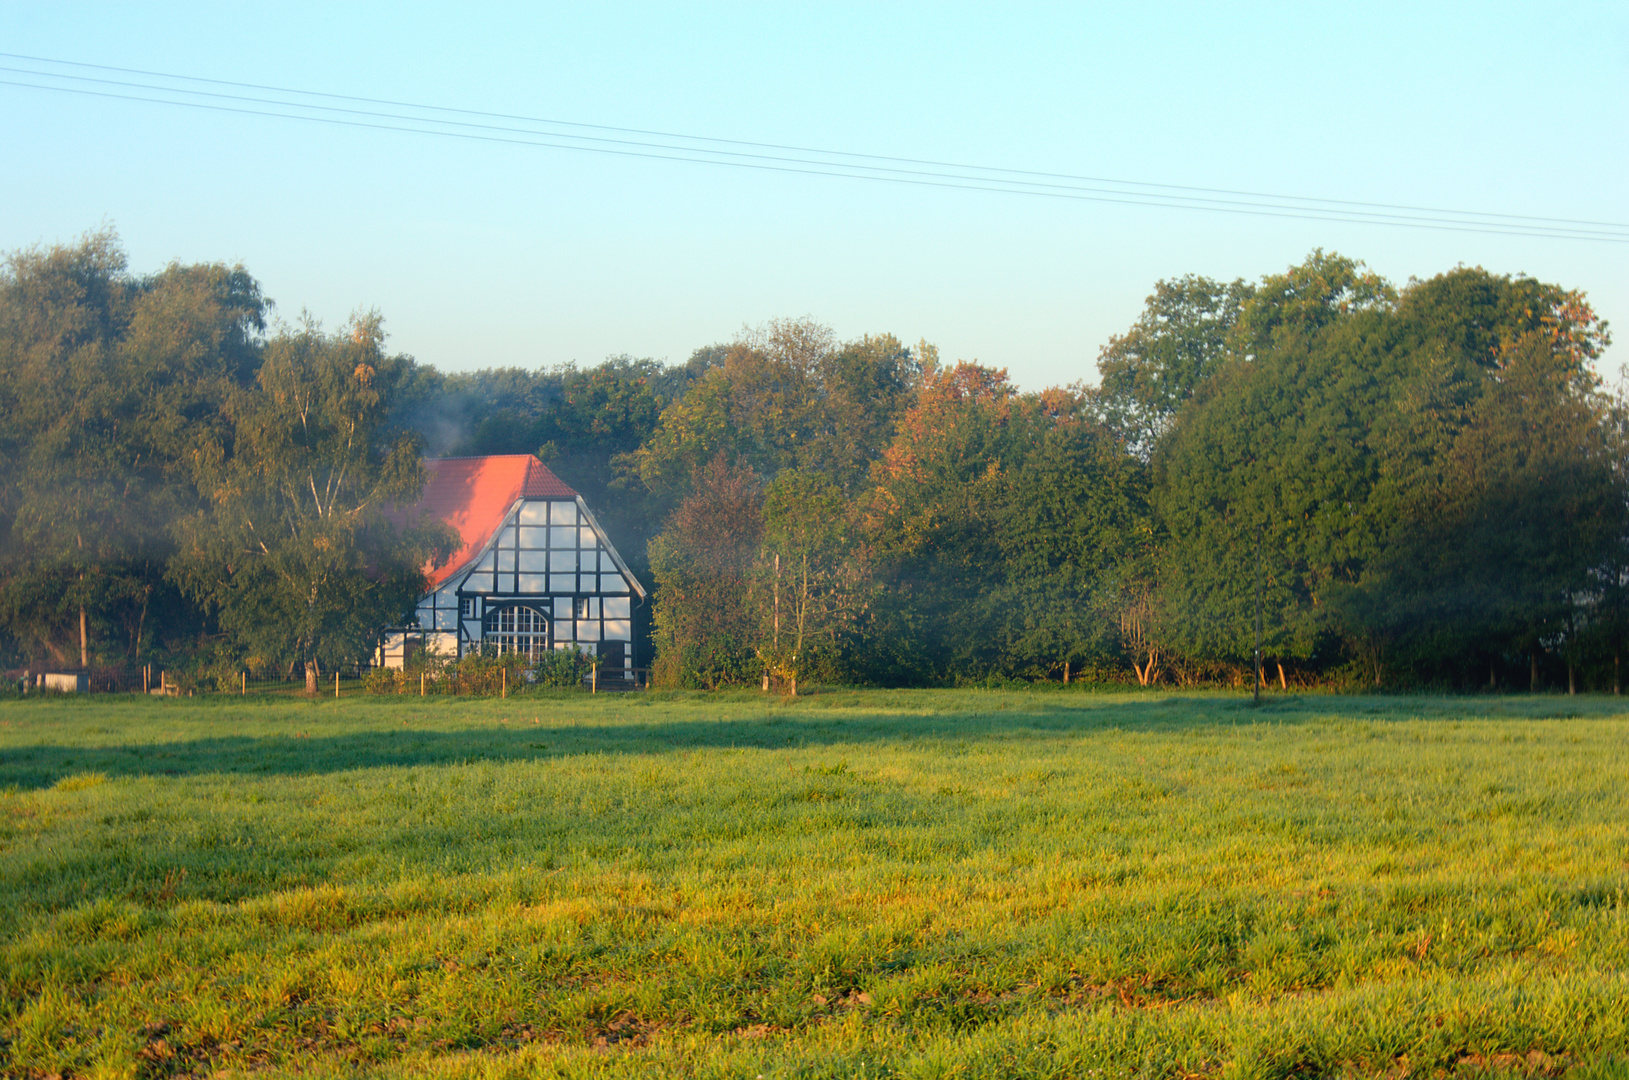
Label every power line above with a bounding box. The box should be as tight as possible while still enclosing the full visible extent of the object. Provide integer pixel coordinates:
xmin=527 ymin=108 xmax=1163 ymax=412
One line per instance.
xmin=6 ymin=66 xmax=1619 ymax=243
xmin=8 ymin=51 xmax=1623 ymax=232
xmin=4 ymin=54 xmax=1625 ymax=243
xmin=8 ymin=62 xmax=1622 ymax=242
xmin=21 ymin=64 xmax=1616 ymax=238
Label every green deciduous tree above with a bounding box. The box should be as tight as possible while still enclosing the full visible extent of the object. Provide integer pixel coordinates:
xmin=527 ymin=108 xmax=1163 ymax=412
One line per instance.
xmin=1153 ymin=252 xmax=1620 ymax=686
xmin=626 ymin=319 xmax=924 ymax=503
xmin=993 ymin=414 xmax=1151 ymax=679
xmin=1096 ymin=274 xmax=1252 ymax=457
xmin=647 ymin=454 xmax=764 ymax=689
xmin=170 ymin=314 xmax=454 ymax=692
xmin=862 ymin=361 xmax=1025 ymax=680
xmin=0 ymin=229 xmax=266 ymax=669
xmin=1340 ymin=331 xmax=1624 ymax=685
xmin=757 ymin=469 xmax=870 ymax=692
xmin=864 ymin=363 xmax=1149 ymax=682
xmin=1153 ymin=306 xmax=1399 ymax=670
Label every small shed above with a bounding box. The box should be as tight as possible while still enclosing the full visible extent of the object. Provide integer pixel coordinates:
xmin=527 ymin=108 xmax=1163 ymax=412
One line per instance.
xmin=379 ymin=456 xmax=647 ymax=680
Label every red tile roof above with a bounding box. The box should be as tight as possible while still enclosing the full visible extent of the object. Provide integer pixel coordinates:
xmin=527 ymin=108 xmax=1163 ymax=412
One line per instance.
xmin=408 ymin=456 xmax=578 ymax=590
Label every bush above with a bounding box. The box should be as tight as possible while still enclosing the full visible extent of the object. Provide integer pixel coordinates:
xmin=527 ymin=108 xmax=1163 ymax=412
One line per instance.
xmin=363 ymin=667 xmax=405 ymax=694
xmin=530 ymin=646 xmax=592 ymax=690
xmin=364 ymin=646 xmax=592 ymax=695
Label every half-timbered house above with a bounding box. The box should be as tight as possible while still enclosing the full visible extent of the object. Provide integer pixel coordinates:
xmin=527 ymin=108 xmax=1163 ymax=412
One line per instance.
xmin=379 ymin=456 xmax=646 ymax=680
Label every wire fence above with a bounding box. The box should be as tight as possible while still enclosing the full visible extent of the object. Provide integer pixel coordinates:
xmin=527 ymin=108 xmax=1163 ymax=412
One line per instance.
xmin=8 ymin=660 xmax=652 ymax=697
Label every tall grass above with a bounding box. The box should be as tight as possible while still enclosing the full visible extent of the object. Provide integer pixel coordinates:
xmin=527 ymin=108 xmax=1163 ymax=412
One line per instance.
xmin=2 ymin=689 xmax=1627 ymax=1077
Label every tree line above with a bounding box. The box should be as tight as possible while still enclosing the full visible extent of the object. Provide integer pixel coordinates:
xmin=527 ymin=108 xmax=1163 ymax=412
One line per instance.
xmin=639 ymin=252 xmax=1622 ymax=692
xmin=0 ymin=230 xmax=1618 ymax=692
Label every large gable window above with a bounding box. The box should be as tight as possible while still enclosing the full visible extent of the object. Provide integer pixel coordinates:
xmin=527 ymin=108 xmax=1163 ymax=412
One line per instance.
xmin=483 ymin=604 xmax=550 ymax=659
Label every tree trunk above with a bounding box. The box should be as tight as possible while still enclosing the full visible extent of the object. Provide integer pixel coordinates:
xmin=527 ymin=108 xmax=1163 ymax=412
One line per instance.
xmin=1489 ymin=656 xmax=1497 ymax=690
xmin=1277 ymin=662 xmax=1287 ymax=690
xmin=135 ymin=588 xmax=149 ymax=662
xmin=1568 ymin=662 xmax=1576 ymax=696
xmin=1616 ymin=648 xmax=1621 ymax=696
xmin=75 ymin=548 xmax=88 ymax=669
xmin=305 ymin=659 xmax=319 ymax=695
xmin=1530 ymin=651 xmax=1539 ymax=693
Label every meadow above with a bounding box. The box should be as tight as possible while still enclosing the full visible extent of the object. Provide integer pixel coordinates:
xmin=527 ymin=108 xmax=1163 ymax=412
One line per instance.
xmin=2 ymin=688 xmax=1627 ymax=1079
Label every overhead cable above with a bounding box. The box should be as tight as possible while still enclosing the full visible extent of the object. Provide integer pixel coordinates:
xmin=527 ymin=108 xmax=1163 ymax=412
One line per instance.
xmin=3 ymin=54 xmax=1624 ymax=243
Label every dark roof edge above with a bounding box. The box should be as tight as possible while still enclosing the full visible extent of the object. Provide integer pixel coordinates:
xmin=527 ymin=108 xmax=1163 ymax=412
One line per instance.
xmin=576 ymin=497 xmax=648 ymax=600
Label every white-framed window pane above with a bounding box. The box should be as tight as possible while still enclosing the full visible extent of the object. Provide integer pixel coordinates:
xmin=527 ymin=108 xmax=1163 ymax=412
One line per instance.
xmin=578 ymin=526 xmax=596 ymax=547
xmin=576 ymin=621 xmax=600 ymax=642
xmin=549 ymin=550 xmax=576 ymax=573
xmin=550 ymin=501 xmax=577 ymax=525
xmin=602 ymin=574 xmax=628 ymax=593
xmin=519 ymin=502 xmax=548 ymax=525
xmin=604 ymin=619 xmax=631 ymax=641
xmin=604 ymin=597 xmax=631 ymax=620
xmin=481 ymin=603 xmax=551 ymax=660
xmin=518 ymin=573 xmax=546 ymax=593
xmin=554 ymin=619 xmax=574 ymax=641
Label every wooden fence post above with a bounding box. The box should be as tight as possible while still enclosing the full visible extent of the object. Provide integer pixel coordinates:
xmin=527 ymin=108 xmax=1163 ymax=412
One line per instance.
xmin=335 ymin=671 xmax=340 ymax=698
xmin=241 ymin=671 xmax=246 ymax=696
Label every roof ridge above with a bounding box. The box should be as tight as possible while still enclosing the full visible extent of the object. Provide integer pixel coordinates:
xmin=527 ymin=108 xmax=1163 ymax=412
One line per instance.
xmin=426 ymin=453 xmax=541 ymax=462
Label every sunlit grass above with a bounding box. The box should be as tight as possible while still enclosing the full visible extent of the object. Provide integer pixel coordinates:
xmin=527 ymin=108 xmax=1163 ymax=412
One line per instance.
xmin=2 ymin=688 xmax=1628 ymax=1077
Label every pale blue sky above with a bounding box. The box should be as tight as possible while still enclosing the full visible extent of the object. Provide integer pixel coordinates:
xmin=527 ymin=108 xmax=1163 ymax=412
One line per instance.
xmin=3 ymin=2 xmax=1626 ymax=388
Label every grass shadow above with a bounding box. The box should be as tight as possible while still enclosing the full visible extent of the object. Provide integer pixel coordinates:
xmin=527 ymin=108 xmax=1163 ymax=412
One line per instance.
xmin=2 ymin=689 xmax=1625 ymax=790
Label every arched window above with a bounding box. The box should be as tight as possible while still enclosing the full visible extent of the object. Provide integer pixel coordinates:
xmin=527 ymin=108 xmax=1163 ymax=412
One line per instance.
xmin=482 ymin=604 xmax=550 ymax=660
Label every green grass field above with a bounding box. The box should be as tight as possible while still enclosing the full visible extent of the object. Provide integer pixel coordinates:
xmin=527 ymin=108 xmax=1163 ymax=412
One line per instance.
xmin=3 ymin=688 xmax=1628 ymax=1079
